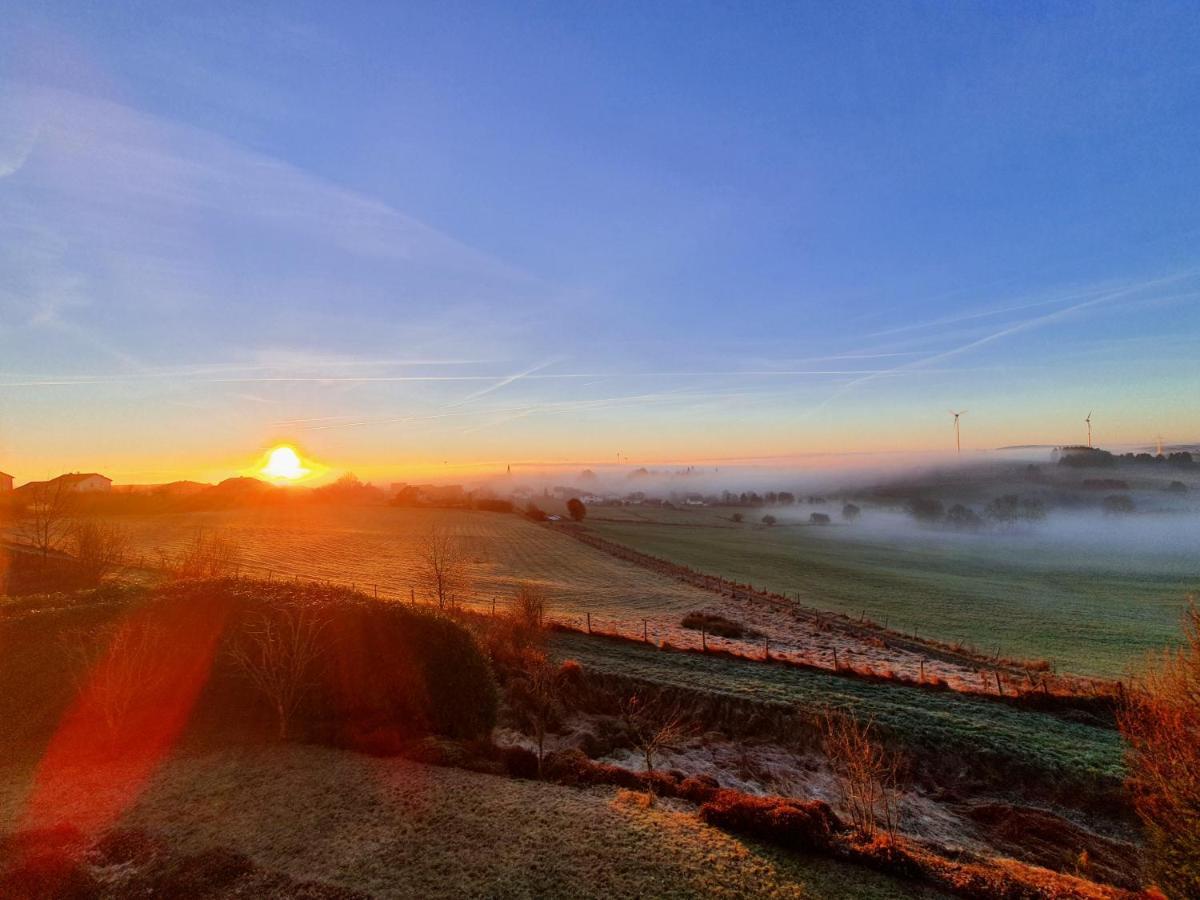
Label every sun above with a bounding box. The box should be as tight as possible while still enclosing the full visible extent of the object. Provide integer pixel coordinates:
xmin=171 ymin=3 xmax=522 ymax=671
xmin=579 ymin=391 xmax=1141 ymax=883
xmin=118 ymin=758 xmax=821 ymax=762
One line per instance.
xmin=260 ymin=445 xmax=310 ymax=481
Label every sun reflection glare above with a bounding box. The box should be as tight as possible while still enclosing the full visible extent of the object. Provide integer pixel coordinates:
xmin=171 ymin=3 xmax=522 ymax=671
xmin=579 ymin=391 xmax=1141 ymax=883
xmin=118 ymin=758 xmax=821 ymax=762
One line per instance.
xmin=261 ymin=445 xmax=310 ymax=480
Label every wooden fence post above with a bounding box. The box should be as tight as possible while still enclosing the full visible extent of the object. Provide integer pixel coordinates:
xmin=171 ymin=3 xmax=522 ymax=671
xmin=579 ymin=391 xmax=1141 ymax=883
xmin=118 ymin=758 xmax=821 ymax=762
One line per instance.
xmin=587 ymin=612 xmax=591 ymax=634
xmin=701 ymin=627 xmax=707 ymax=652
xmin=643 ymin=619 xmax=648 ymax=643
xmin=833 ymin=647 xmax=839 ymax=670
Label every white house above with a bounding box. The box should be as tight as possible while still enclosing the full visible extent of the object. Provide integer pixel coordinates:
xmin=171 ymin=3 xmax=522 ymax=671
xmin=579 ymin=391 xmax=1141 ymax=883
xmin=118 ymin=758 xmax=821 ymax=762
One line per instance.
xmin=54 ymin=473 xmax=112 ymax=493
xmin=16 ymin=472 xmax=113 ymax=497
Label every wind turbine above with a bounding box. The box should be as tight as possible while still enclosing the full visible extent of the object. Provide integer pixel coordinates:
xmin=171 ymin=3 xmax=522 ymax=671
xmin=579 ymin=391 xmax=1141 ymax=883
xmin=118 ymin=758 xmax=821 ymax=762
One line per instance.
xmin=950 ymin=410 xmax=967 ymax=455
xmin=1085 ymin=411 xmax=1093 ymax=449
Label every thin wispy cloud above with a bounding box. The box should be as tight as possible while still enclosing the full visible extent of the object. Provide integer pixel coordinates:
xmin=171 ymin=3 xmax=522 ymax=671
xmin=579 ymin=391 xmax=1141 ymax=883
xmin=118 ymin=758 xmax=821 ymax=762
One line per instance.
xmin=804 ymin=270 xmax=1200 ymax=418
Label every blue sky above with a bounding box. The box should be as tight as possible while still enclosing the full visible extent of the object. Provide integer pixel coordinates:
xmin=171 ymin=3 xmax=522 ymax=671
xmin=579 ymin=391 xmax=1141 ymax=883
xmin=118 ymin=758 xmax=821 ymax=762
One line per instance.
xmin=1 ymin=2 xmax=1197 ymax=481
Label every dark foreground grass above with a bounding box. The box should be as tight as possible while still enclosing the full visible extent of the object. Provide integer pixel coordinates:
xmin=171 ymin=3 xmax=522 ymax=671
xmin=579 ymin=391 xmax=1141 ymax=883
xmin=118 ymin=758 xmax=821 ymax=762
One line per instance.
xmin=0 ymin=745 xmax=946 ymax=900
xmin=549 ymin=632 xmax=1125 ymax=790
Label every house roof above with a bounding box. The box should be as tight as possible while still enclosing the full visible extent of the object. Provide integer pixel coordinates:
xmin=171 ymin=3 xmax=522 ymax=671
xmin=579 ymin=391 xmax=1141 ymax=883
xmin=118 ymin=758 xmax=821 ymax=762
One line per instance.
xmin=0 ymin=471 xmax=13 ymax=479
xmin=52 ymin=472 xmax=111 ymax=485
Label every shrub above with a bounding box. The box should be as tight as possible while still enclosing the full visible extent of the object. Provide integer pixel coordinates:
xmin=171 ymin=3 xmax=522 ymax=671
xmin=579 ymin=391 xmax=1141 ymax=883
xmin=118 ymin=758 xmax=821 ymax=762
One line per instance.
xmin=511 ymin=582 xmax=547 ymax=637
xmin=841 ymin=503 xmax=861 ymax=521
xmin=501 ymin=744 xmax=540 ymax=779
xmin=680 ymin=612 xmax=746 ymax=639
xmin=985 ymin=494 xmax=1045 ymax=524
xmin=906 ymin=497 xmax=944 ymax=523
xmin=699 ymin=791 xmax=844 ymax=850
xmin=559 ymin=659 xmax=582 ymax=681
xmin=678 ymin=774 xmax=721 ymax=804
xmin=809 ymin=513 xmax=830 ymax=525
xmin=1118 ymin=601 xmax=1200 ymax=898
xmin=946 ymin=504 xmax=982 ymax=530
xmin=760 ymin=514 xmax=776 ymax=526
xmin=159 ymin=529 xmax=242 ymax=580
xmin=69 ymin=520 xmax=129 ymax=585
xmin=821 ymin=710 xmax=901 ymax=840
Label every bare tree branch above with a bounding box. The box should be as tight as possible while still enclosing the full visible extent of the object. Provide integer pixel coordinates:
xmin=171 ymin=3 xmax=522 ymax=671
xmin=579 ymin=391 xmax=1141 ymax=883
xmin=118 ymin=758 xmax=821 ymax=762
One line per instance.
xmin=820 ymin=709 xmax=901 ymax=841
xmin=17 ymin=480 xmax=75 ymax=560
xmin=228 ymin=605 xmax=328 ymax=740
xmin=416 ymin=526 xmax=470 ymax=610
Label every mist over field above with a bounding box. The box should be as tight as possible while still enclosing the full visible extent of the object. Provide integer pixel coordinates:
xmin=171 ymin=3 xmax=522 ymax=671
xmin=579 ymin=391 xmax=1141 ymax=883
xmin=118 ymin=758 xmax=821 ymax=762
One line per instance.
xmin=794 ymin=507 xmax=1200 ymax=568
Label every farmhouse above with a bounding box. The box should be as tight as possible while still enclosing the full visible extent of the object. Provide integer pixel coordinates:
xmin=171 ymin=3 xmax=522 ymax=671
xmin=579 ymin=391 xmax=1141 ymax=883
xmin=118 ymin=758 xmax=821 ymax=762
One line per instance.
xmin=16 ymin=472 xmax=112 ymax=495
xmin=0 ymin=471 xmax=13 ymax=493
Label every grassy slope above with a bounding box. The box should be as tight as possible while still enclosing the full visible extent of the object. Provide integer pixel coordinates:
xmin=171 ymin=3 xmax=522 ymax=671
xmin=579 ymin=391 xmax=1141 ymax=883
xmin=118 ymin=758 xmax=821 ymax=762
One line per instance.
xmin=0 ymin=746 xmax=943 ymax=900
xmin=550 ymin=632 xmax=1124 ymax=787
xmin=108 ymin=507 xmax=711 ymax=622
xmin=583 ymin=511 xmax=1194 ymax=677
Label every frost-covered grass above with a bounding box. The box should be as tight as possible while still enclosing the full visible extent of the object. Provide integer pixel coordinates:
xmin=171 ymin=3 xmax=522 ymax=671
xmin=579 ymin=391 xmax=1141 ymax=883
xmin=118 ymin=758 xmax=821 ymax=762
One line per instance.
xmin=584 ymin=509 xmax=1196 ymax=677
xmin=108 ymin=506 xmax=712 ymax=620
xmin=0 ymin=745 xmax=945 ymax=899
xmin=551 ymin=632 xmax=1125 ymax=788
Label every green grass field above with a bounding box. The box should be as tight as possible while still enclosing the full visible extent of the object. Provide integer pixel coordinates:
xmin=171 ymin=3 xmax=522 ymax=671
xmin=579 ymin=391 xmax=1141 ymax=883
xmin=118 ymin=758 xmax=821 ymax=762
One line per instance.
xmin=106 ymin=506 xmax=711 ymax=623
xmin=583 ymin=508 xmax=1197 ymax=677
xmin=550 ymin=631 xmax=1125 ymax=789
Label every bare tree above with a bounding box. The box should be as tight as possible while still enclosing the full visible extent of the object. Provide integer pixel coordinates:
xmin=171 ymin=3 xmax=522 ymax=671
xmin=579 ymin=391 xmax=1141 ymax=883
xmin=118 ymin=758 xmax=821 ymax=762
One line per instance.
xmin=160 ymin=528 xmax=242 ymax=580
xmin=820 ymin=709 xmax=901 ymax=841
xmin=1118 ymin=600 xmax=1200 ymax=897
xmin=61 ymin=620 xmax=167 ymax=737
xmin=515 ymin=656 xmax=563 ymax=777
xmin=17 ymin=480 xmax=75 ymax=559
xmin=71 ymin=520 xmax=130 ymax=584
xmin=619 ymin=692 xmax=687 ymax=800
xmin=228 ymin=605 xmax=328 ymax=740
xmin=511 ymin=582 xmax=547 ymax=637
xmin=416 ymin=526 xmax=470 ymax=610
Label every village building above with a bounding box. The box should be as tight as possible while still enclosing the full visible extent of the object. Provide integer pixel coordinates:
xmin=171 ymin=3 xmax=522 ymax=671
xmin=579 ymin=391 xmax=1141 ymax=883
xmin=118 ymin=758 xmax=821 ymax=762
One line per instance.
xmin=15 ymin=472 xmax=112 ymax=496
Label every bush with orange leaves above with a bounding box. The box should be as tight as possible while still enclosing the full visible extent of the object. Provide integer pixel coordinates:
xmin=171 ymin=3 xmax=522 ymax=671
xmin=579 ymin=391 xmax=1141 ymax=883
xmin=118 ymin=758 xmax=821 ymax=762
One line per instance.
xmin=820 ymin=709 xmax=902 ymax=842
xmin=1118 ymin=599 xmax=1200 ymax=899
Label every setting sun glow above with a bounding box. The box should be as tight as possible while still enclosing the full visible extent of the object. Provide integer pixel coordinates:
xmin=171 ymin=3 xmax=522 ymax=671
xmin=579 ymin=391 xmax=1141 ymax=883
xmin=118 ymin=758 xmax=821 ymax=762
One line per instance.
xmin=260 ymin=446 xmax=310 ymax=481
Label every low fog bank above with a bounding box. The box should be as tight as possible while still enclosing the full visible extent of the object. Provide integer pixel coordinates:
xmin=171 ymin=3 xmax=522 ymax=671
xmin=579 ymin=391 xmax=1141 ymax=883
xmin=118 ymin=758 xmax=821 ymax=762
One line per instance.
xmin=787 ymin=506 xmax=1200 ymax=567
xmin=468 ymin=448 xmax=1065 ymax=502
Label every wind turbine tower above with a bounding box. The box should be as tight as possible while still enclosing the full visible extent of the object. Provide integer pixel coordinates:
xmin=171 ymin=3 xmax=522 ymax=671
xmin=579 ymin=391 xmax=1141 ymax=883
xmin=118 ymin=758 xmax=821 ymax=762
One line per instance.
xmin=1085 ymin=412 xmax=1093 ymax=449
xmin=950 ymin=410 xmax=967 ymax=455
